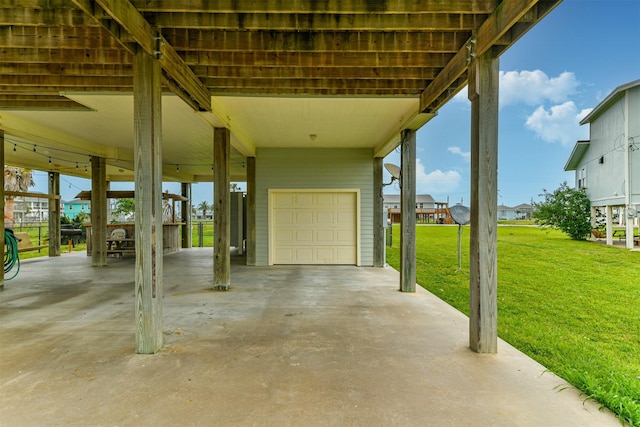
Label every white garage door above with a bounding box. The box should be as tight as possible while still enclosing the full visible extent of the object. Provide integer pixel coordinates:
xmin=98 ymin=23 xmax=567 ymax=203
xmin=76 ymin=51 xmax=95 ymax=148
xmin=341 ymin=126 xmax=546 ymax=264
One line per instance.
xmin=270 ymin=190 xmax=358 ymax=265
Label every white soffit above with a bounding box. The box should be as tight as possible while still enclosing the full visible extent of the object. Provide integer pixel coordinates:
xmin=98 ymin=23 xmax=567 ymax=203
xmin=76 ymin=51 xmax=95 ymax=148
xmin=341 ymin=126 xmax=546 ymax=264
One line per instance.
xmin=213 ymin=96 xmax=419 ymax=148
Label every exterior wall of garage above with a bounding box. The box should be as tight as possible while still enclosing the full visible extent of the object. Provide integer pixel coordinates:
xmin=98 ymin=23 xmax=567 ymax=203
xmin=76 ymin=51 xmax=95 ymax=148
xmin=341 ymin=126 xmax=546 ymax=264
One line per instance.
xmin=255 ymin=147 xmax=374 ymax=266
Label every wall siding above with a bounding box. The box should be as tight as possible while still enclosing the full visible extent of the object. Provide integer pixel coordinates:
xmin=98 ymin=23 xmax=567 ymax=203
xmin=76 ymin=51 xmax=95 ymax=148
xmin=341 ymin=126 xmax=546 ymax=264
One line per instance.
xmin=255 ymin=148 xmax=374 ymax=266
xmin=583 ymin=85 xmax=640 ymax=206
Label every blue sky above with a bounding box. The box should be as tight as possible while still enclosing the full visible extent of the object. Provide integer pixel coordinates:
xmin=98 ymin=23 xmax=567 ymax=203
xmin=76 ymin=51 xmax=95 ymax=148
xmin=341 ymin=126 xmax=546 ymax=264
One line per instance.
xmin=32 ymin=0 xmax=640 ymax=207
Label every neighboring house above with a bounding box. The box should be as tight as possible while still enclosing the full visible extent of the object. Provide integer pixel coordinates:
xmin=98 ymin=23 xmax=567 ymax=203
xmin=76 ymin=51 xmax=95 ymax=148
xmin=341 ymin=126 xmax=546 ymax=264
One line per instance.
xmin=498 ymin=203 xmax=533 ymax=221
xmin=63 ymin=199 xmax=91 ymax=219
xmin=12 ymin=196 xmax=50 ymax=223
xmin=565 ymin=79 xmax=640 ymax=248
xmin=383 ymin=194 xmax=450 ymax=223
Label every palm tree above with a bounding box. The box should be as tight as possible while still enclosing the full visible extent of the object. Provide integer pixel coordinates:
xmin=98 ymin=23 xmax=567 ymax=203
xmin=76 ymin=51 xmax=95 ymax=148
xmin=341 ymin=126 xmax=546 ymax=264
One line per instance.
xmin=196 ymin=201 xmax=210 ymax=219
xmin=4 ymin=166 xmax=35 ymax=227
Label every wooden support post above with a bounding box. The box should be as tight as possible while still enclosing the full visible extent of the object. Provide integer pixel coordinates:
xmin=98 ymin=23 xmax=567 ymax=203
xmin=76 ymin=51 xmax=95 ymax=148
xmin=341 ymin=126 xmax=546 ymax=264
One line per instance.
xmin=400 ymin=129 xmax=416 ymax=292
xmin=246 ymin=156 xmax=256 ymax=266
xmin=90 ymin=156 xmax=108 ymax=267
xmin=468 ymin=53 xmax=499 ymax=353
xmin=134 ymin=49 xmax=163 ymax=354
xmin=181 ymin=183 xmax=192 ymax=248
xmin=373 ymin=157 xmax=385 ymax=267
xmin=214 ymin=127 xmax=231 ymax=290
xmin=1 ymin=129 xmax=4 ymax=289
xmin=48 ymin=172 xmax=61 ymax=257
xmin=605 ymin=206 xmax=613 ymax=245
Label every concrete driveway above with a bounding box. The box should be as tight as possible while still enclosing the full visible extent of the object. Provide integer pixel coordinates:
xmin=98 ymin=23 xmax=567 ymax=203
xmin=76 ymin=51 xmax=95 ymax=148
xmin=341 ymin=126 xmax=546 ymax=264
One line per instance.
xmin=0 ymin=249 xmax=619 ymax=426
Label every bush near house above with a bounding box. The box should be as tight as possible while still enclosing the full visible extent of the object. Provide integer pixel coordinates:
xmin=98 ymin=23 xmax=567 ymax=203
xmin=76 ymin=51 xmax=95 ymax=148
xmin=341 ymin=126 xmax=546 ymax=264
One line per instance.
xmin=533 ymin=182 xmax=592 ymax=240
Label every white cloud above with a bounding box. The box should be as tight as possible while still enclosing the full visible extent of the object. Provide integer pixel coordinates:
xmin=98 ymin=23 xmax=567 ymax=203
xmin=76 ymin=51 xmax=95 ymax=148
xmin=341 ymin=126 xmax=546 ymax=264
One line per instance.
xmin=525 ymin=101 xmax=592 ymax=146
xmin=500 ymin=70 xmax=579 ymax=106
xmin=416 ymin=158 xmax=462 ymax=194
xmin=448 ymin=146 xmax=470 ymax=162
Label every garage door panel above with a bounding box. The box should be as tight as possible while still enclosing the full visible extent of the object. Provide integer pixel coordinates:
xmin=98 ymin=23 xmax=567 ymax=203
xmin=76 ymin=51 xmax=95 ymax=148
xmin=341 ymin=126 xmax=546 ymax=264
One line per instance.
xmin=315 ymin=210 xmax=335 ymax=224
xmin=295 ymin=229 xmax=313 ymax=243
xmin=295 ymin=210 xmax=314 ymax=225
xmin=271 ymin=191 xmax=357 ymax=265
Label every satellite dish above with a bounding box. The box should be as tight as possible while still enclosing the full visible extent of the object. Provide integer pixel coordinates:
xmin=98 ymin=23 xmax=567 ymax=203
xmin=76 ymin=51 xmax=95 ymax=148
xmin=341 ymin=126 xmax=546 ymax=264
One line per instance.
xmin=449 ymin=204 xmax=471 ymax=225
xmin=384 ymin=163 xmax=401 ymax=180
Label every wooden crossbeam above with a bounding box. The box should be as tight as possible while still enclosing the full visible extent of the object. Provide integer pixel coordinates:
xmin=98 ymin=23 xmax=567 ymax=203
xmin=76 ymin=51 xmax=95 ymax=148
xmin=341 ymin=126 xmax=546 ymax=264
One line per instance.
xmin=0 ymin=7 xmax=92 ymax=26
xmin=210 ymin=87 xmax=423 ymax=96
xmin=71 ymin=0 xmax=211 ymax=112
xmin=420 ymin=0 xmax=561 ymax=113
xmin=182 ymin=51 xmax=454 ymax=68
xmin=131 ymin=0 xmax=498 ymax=14
xmin=163 ymin=29 xmax=466 ymax=53
xmin=0 ymin=47 xmax=132 ymax=64
xmin=190 ymin=65 xmax=438 ymax=80
xmin=0 ymin=62 xmax=133 ymax=76
xmin=149 ymin=12 xmax=486 ymax=31
xmin=201 ymin=78 xmax=430 ymax=91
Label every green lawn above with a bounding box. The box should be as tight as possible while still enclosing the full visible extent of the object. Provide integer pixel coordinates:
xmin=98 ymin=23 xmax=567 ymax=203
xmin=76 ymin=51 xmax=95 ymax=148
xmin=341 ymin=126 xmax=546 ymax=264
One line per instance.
xmin=387 ymin=225 xmax=640 ymax=426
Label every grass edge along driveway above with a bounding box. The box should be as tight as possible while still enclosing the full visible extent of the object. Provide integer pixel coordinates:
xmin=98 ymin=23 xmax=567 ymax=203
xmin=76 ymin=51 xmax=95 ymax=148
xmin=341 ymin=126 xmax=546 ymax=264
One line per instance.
xmin=386 ymin=225 xmax=639 ymax=426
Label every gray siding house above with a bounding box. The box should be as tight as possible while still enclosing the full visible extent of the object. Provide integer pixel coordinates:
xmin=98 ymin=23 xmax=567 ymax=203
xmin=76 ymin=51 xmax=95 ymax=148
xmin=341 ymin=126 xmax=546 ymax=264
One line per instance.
xmin=565 ymin=79 xmax=640 ymax=248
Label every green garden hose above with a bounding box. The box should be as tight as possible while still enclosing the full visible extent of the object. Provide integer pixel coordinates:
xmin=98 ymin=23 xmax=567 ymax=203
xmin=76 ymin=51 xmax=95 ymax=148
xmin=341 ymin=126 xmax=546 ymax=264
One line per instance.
xmin=4 ymin=229 xmax=20 ymax=280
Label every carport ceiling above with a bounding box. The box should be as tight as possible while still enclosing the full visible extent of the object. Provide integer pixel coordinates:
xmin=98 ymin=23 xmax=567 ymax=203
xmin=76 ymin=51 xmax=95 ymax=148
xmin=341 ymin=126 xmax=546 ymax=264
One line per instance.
xmin=0 ymin=1 xmax=562 ymax=183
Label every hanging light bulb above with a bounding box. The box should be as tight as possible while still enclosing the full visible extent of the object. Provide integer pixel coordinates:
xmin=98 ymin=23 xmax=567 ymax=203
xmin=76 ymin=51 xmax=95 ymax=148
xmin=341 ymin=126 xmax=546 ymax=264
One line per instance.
xmin=48 ymin=156 xmax=52 ymax=165
xmin=76 ymin=162 xmax=79 ymax=170
xmin=33 ymin=145 xmax=37 ymax=152
xmin=13 ymin=144 xmax=16 ymax=152
xmin=176 ymin=164 xmax=180 ymax=173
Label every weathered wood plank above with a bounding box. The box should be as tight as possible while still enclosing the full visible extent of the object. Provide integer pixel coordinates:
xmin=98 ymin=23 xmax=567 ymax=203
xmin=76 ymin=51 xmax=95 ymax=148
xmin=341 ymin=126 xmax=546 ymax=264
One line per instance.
xmin=71 ymin=0 xmax=211 ymax=112
xmin=213 ymin=127 xmax=231 ymax=290
xmin=201 ymin=77 xmax=430 ymax=91
xmin=163 ymin=29 xmax=464 ymax=53
xmin=0 ymin=62 xmax=133 ymax=76
xmin=150 ymin=11 xmax=486 ymax=31
xmin=468 ymin=53 xmax=498 ymax=353
xmin=0 ymin=7 xmax=92 ymax=26
xmin=131 ymin=0 xmax=498 ymax=14
xmin=400 ymin=129 xmax=416 ymax=292
xmin=191 ymin=65 xmax=438 ymax=80
xmin=0 ymin=47 xmax=132 ymax=64
xmin=134 ymin=50 xmax=164 ymax=354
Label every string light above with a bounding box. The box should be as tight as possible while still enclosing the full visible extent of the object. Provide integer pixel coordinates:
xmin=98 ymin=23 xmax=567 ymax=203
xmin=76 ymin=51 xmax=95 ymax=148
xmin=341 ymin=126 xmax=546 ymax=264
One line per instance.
xmin=13 ymin=144 xmax=16 ymax=151
xmin=33 ymin=144 xmax=37 ymax=152
xmin=176 ymin=164 xmax=180 ymax=173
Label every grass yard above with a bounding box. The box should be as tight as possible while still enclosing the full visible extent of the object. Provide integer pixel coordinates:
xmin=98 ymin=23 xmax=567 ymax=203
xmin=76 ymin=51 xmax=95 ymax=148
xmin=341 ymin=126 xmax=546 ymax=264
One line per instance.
xmin=386 ymin=225 xmax=640 ymax=426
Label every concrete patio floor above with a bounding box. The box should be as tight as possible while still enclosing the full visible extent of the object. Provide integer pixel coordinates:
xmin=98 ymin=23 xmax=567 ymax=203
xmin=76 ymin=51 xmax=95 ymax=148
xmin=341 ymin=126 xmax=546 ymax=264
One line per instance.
xmin=0 ymin=249 xmax=619 ymax=426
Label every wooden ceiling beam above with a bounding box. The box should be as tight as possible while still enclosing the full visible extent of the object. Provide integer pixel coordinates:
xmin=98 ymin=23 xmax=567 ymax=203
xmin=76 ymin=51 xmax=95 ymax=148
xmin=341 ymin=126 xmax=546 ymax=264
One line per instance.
xmin=0 ymin=74 xmax=132 ymax=87
xmin=210 ymin=87 xmax=423 ymax=96
xmin=0 ymin=99 xmax=91 ymax=111
xmin=0 ymin=7 xmax=92 ymax=26
xmin=0 ymin=62 xmax=132 ymax=76
xmin=0 ymin=47 xmax=132 ymax=64
xmin=183 ymin=51 xmax=453 ymax=68
xmin=164 ymin=29 xmax=467 ymax=53
xmin=191 ymin=65 xmax=438 ymax=80
xmin=202 ymin=78 xmax=429 ymax=91
xmin=0 ymin=25 xmax=122 ymax=49
xmin=71 ymin=0 xmax=211 ymax=112
xmin=131 ymin=0 xmax=499 ymax=14
xmin=420 ymin=0 xmax=560 ymax=113
xmin=148 ymin=12 xmax=486 ymax=31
